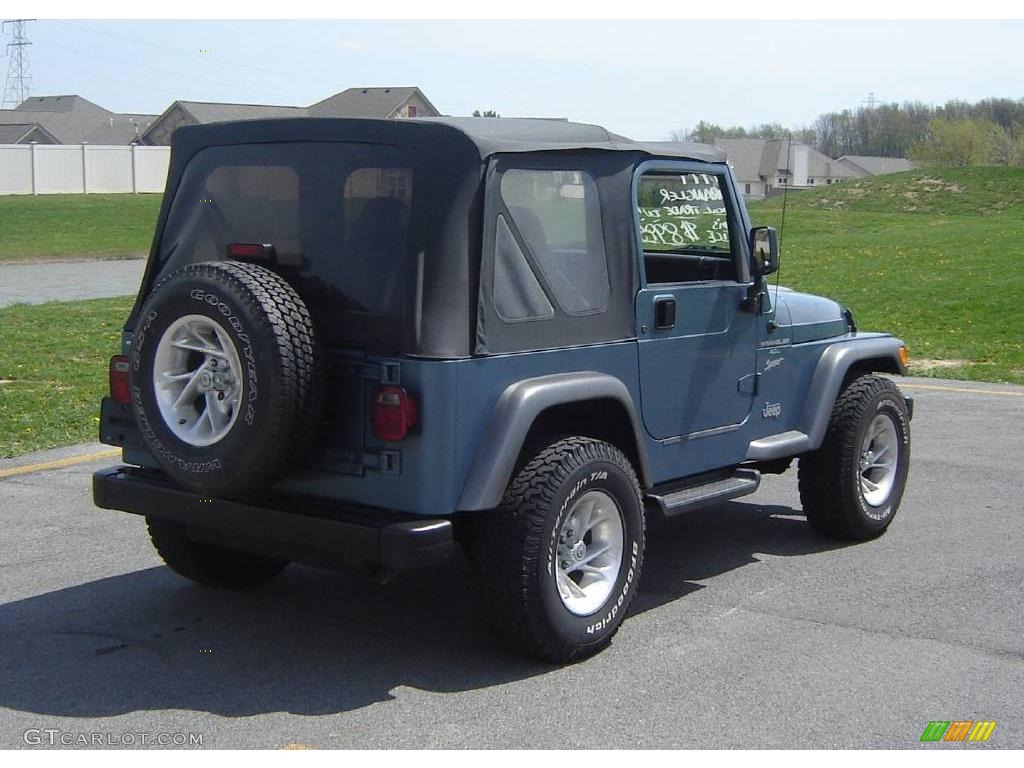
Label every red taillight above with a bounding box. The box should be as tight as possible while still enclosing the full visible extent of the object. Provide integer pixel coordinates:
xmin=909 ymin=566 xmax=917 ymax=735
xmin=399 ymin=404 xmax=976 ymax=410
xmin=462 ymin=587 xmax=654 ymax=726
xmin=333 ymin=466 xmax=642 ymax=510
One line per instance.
xmin=227 ymin=242 xmax=274 ymax=260
xmin=371 ymin=385 xmax=418 ymax=442
xmin=109 ymin=355 xmax=131 ymax=405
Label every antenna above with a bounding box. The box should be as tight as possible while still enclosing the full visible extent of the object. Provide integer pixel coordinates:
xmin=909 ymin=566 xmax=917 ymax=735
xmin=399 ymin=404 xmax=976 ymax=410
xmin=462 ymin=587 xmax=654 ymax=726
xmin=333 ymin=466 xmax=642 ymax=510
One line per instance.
xmin=2 ymin=19 xmax=34 ymax=109
xmin=767 ymin=135 xmax=791 ymax=331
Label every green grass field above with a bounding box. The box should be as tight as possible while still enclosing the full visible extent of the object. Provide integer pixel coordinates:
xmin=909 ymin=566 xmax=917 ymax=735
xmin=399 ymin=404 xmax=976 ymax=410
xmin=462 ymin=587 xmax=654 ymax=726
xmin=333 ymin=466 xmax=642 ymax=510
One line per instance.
xmin=0 ymin=193 xmax=162 ymax=261
xmin=748 ymin=166 xmax=1024 ymax=384
xmin=0 ymin=168 xmax=1020 ymax=457
xmin=0 ymin=297 xmax=132 ymax=457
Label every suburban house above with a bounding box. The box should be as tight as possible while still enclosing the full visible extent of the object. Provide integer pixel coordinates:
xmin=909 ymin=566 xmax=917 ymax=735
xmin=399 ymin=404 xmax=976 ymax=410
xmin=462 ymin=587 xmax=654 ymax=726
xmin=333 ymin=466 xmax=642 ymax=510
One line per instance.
xmin=0 ymin=95 xmax=157 ymax=144
xmin=834 ymin=155 xmax=916 ymax=177
xmin=141 ymin=86 xmax=440 ymax=145
xmin=714 ymin=138 xmax=859 ymax=199
xmin=714 ymin=138 xmax=914 ymax=199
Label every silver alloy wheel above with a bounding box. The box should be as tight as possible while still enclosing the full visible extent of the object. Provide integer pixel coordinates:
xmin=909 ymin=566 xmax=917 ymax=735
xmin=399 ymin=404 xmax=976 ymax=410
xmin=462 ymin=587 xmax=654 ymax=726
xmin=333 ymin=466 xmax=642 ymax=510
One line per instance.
xmin=859 ymin=413 xmax=899 ymax=512
xmin=152 ymin=314 xmax=244 ymax=447
xmin=555 ymin=489 xmax=625 ymax=616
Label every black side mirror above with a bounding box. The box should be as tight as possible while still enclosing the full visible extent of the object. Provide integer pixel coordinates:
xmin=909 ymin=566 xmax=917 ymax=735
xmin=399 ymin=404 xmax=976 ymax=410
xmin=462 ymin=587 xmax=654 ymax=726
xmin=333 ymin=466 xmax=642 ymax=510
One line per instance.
xmin=750 ymin=226 xmax=779 ymax=277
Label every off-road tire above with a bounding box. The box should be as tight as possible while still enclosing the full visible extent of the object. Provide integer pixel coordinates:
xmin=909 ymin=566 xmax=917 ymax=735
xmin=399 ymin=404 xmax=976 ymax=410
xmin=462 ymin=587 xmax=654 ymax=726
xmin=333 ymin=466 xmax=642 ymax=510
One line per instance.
xmin=469 ymin=437 xmax=646 ymax=663
xmin=798 ymin=374 xmax=911 ymax=540
xmin=146 ymin=517 xmax=287 ymax=588
xmin=130 ymin=260 xmax=324 ymax=495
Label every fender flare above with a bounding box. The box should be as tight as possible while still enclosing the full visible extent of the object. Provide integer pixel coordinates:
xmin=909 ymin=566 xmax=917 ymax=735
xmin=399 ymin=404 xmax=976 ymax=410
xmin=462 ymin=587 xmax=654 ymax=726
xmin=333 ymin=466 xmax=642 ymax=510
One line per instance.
xmin=746 ymin=334 xmax=908 ymax=461
xmin=457 ymin=371 xmax=652 ymax=511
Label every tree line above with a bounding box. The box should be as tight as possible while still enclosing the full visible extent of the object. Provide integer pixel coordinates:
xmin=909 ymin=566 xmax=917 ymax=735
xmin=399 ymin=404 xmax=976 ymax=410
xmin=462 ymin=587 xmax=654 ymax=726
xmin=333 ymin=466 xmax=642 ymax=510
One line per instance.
xmin=672 ymin=97 xmax=1024 ymax=166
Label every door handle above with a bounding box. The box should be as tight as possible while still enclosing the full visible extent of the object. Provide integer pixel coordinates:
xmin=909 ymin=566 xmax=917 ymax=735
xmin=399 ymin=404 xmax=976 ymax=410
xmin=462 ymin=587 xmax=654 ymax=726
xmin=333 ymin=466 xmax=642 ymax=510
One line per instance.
xmin=654 ymin=297 xmax=676 ymax=330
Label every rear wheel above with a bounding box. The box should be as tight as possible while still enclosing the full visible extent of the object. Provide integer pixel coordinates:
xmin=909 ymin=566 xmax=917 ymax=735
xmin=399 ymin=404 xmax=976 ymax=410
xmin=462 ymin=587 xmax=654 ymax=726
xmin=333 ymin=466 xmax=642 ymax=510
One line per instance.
xmin=469 ymin=437 xmax=646 ymax=662
xmin=147 ymin=517 xmax=287 ymax=588
xmin=798 ymin=374 xmax=911 ymax=540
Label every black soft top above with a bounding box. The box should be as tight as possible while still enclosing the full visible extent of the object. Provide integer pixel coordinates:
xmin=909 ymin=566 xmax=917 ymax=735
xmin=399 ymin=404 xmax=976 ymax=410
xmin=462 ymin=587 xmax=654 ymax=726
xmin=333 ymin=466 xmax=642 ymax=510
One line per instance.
xmin=137 ymin=117 xmax=728 ymax=358
xmin=169 ymin=115 xmax=725 ymax=165
xmin=412 ymin=116 xmax=726 ymax=162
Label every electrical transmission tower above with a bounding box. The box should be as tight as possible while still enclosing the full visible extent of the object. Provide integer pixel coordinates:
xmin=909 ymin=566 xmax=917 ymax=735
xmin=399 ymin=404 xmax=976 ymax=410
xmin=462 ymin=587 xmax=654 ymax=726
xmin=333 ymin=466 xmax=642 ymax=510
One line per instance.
xmin=861 ymin=91 xmax=879 ymax=110
xmin=2 ymin=19 xmax=34 ymax=109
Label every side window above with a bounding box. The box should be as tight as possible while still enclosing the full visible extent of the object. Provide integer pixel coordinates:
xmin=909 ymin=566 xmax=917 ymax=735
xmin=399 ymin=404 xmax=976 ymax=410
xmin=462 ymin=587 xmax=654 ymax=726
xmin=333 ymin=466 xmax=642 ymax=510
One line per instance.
xmin=499 ymin=169 xmax=610 ymax=316
xmin=637 ymin=172 xmax=737 ymax=284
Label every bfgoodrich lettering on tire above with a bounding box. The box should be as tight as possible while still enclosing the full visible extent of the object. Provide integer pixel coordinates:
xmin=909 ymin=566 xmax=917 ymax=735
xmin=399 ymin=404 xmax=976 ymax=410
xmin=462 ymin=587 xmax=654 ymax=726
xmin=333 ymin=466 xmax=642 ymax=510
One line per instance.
xmin=131 ymin=261 xmax=324 ymax=495
xmin=469 ymin=437 xmax=646 ymax=662
xmin=798 ymin=374 xmax=911 ymax=540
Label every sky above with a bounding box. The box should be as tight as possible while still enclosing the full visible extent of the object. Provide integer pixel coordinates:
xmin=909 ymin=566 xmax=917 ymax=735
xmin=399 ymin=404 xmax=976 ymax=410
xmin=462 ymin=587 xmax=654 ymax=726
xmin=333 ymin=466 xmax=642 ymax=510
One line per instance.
xmin=11 ymin=19 xmax=1024 ymax=140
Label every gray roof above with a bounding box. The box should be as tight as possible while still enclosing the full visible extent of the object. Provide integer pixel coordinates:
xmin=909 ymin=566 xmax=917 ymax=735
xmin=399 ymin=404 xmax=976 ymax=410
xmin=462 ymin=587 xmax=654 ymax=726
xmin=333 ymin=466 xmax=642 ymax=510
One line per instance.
xmin=836 ymin=155 xmax=915 ymax=176
xmin=13 ymin=95 xmax=97 ymax=113
xmin=713 ymin=138 xmax=769 ymax=181
xmin=81 ymin=118 xmax=157 ymax=145
xmin=177 ymin=101 xmax=308 ymax=123
xmin=715 ymin=137 xmax=858 ymax=181
xmin=416 ymin=117 xmax=726 ymax=161
xmin=0 ymin=123 xmax=58 ymax=143
xmin=142 ymin=87 xmax=444 ymax=144
xmin=0 ymin=95 xmax=153 ymax=144
xmin=760 ymin=140 xmax=854 ymax=179
xmin=309 ymin=86 xmax=431 ymax=118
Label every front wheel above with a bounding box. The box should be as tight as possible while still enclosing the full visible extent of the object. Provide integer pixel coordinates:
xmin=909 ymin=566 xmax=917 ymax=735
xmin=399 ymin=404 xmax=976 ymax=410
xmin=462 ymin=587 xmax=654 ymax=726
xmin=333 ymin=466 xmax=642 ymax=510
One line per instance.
xmin=469 ymin=437 xmax=646 ymax=663
xmin=798 ymin=374 xmax=911 ymax=540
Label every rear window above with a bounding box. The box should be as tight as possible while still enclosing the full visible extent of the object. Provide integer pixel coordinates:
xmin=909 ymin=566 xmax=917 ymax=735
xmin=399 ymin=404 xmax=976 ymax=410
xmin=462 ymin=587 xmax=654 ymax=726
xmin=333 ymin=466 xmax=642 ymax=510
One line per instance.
xmin=156 ymin=142 xmax=413 ymax=350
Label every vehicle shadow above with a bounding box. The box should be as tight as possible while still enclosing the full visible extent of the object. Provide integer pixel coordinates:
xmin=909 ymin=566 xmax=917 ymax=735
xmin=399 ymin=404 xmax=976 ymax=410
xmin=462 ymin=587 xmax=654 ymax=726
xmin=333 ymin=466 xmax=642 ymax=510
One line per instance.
xmin=0 ymin=500 xmax=845 ymax=719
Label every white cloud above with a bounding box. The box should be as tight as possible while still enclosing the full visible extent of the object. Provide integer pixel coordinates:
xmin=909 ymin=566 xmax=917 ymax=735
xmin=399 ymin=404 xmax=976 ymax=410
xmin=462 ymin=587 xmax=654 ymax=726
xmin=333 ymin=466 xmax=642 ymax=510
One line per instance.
xmin=334 ymin=38 xmax=366 ymax=53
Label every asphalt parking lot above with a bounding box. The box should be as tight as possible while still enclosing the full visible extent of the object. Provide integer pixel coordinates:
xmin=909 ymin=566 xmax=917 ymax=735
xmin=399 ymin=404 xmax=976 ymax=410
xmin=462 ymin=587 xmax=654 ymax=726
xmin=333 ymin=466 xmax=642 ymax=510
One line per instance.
xmin=0 ymin=376 xmax=1021 ymax=749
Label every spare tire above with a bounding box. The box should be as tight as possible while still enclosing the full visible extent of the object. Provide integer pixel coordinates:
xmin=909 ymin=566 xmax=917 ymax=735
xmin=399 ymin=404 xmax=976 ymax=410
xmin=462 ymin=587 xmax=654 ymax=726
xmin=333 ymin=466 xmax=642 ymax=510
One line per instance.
xmin=130 ymin=260 xmax=324 ymax=495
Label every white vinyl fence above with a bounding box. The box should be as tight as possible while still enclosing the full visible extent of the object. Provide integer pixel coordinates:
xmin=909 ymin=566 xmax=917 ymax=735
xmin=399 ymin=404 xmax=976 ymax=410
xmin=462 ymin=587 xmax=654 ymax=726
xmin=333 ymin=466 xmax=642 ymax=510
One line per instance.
xmin=0 ymin=143 xmax=170 ymax=195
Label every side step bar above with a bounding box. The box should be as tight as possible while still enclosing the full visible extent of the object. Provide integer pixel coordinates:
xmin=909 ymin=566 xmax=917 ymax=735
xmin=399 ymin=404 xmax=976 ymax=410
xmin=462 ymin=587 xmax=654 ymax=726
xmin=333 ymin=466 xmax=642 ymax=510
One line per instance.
xmin=646 ymin=468 xmax=761 ymax=517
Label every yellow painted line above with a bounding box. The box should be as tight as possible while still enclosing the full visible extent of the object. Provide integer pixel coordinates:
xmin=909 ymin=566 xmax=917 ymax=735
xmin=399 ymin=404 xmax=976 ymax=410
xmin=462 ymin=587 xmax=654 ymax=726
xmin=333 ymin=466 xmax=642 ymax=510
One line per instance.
xmin=0 ymin=448 xmax=120 ymax=479
xmin=899 ymin=382 xmax=1024 ymax=397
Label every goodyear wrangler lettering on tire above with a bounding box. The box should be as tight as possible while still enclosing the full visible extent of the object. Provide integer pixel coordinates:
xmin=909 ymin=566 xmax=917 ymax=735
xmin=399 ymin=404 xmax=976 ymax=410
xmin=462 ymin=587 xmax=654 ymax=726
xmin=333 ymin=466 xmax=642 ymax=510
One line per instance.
xmin=130 ymin=310 xmax=158 ymax=372
xmin=130 ymin=260 xmax=324 ymax=496
xmin=186 ymin=288 xmax=259 ymax=426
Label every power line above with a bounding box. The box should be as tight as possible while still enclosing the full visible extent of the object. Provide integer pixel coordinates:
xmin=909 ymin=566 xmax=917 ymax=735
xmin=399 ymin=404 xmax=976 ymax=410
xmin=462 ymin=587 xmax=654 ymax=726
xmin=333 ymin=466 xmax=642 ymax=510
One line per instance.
xmin=37 ymin=38 xmax=299 ymax=103
xmin=2 ymin=19 xmax=34 ymax=108
xmin=32 ymin=60 xmax=203 ymax=100
xmin=53 ymin=20 xmax=332 ymax=91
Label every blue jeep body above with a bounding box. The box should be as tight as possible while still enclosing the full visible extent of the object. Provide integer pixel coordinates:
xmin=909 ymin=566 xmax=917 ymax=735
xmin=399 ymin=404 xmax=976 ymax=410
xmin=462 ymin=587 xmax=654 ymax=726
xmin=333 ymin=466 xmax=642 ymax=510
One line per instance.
xmin=94 ymin=117 xmax=908 ymax=569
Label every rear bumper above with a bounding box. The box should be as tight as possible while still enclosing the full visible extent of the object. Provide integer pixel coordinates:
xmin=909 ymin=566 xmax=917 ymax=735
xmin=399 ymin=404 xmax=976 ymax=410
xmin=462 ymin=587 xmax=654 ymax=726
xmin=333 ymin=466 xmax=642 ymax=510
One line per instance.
xmin=92 ymin=466 xmax=455 ymax=570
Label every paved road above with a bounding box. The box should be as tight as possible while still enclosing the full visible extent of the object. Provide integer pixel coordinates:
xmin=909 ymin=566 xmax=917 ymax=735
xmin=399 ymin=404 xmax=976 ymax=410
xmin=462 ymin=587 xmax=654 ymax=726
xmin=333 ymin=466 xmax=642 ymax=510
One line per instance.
xmin=0 ymin=377 xmax=1021 ymax=749
xmin=0 ymin=259 xmax=146 ymax=308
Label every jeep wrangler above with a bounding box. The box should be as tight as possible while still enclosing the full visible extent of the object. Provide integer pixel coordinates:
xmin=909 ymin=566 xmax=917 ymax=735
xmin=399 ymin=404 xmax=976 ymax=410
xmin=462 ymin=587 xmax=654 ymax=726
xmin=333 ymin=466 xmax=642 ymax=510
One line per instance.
xmin=94 ymin=117 xmax=912 ymax=662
